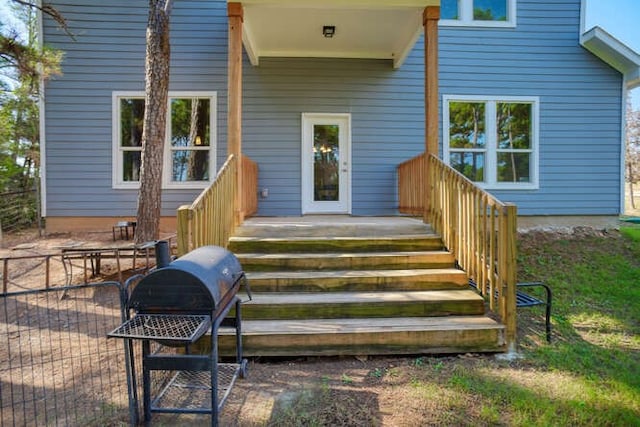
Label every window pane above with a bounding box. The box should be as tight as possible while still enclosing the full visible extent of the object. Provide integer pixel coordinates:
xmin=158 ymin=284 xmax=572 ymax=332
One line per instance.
xmin=441 ymin=0 xmax=459 ymax=19
xmin=122 ymin=151 xmax=141 ymax=182
xmin=497 ymin=152 xmax=530 ymax=183
xmin=313 ymin=124 xmax=340 ymax=202
xmin=450 ymin=152 xmax=485 ymax=182
xmin=171 ymin=98 xmax=211 ymax=147
xmin=473 ymin=0 xmax=507 ymax=21
xmin=449 ymin=102 xmax=486 ymax=149
xmin=172 ymin=150 xmax=209 ymax=182
xmin=497 ymin=103 xmax=531 ymax=149
xmin=120 ymin=99 xmax=144 ymax=147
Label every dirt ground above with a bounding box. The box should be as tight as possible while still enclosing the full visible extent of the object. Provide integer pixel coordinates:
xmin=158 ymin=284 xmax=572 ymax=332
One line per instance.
xmin=1 ymin=225 xmax=634 ymax=426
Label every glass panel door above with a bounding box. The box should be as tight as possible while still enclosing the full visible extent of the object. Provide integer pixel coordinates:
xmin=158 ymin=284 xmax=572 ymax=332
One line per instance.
xmin=302 ymin=114 xmax=351 ymax=214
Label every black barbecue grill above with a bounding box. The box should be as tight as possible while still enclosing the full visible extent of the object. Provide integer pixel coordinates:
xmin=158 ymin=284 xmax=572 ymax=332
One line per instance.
xmin=108 ymin=242 xmax=249 ymax=426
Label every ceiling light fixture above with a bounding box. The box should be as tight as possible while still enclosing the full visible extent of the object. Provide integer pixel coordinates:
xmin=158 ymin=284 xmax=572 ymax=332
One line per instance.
xmin=322 ymin=25 xmax=336 ymax=38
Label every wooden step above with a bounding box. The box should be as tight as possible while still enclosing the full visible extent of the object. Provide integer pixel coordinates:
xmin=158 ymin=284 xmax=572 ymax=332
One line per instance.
xmin=238 ymin=251 xmax=456 ymax=271
xmin=233 ymin=217 xmax=435 ymax=238
xmin=220 ymin=216 xmax=504 ymax=356
xmin=239 ymin=290 xmax=485 ymax=320
xmin=245 ymin=268 xmax=468 ymax=292
xmin=228 ymin=235 xmax=445 ymax=253
xmin=218 ymin=316 xmax=506 ymax=356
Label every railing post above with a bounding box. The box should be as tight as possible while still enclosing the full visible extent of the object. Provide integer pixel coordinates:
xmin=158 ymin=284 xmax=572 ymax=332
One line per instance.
xmin=423 ymin=7 xmax=440 ymax=223
xmin=176 ymin=205 xmax=193 ymax=256
xmin=502 ymin=203 xmax=518 ymax=352
xmin=228 ymin=2 xmax=244 ymax=225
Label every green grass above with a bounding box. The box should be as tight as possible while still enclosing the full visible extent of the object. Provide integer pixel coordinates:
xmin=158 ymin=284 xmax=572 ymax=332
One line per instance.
xmin=261 ymin=229 xmax=640 ymax=426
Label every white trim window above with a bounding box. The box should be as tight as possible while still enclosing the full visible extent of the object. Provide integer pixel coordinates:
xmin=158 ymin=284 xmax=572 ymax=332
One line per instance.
xmin=443 ymin=95 xmax=539 ymax=190
xmin=113 ymin=91 xmax=217 ymax=189
xmin=440 ymin=0 xmax=516 ymax=28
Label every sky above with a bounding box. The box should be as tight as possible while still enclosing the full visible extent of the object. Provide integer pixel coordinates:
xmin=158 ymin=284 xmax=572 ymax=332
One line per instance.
xmin=584 ymin=0 xmax=640 ymax=109
xmin=0 ymin=0 xmax=639 ymax=102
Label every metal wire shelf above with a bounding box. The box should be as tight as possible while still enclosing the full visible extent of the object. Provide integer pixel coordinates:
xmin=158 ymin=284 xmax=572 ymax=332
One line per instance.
xmin=151 ymin=364 xmax=242 ymax=414
xmin=108 ymin=314 xmax=211 ymax=344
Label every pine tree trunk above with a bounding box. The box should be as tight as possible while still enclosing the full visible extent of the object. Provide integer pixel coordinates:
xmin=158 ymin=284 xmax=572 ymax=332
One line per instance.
xmin=187 ymin=98 xmax=200 ymax=180
xmin=135 ymin=0 xmax=172 ymax=243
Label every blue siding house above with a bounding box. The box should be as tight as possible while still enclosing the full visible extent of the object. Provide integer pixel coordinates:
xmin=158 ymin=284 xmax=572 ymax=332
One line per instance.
xmin=40 ymin=0 xmax=640 ymax=233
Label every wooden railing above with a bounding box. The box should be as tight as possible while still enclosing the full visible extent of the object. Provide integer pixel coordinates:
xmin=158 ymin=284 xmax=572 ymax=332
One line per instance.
xmin=427 ymin=154 xmax=518 ymax=351
xmin=398 ymin=153 xmax=426 ymax=215
xmin=399 ymin=153 xmax=518 ymax=351
xmin=177 ymin=155 xmax=238 ymax=255
xmin=242 ymin=155 xmax=258 ymax=217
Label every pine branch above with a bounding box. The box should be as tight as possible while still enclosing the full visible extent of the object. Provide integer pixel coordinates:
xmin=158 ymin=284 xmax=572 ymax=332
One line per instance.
xmin=10 ymin=0 xmax=76 ymax=40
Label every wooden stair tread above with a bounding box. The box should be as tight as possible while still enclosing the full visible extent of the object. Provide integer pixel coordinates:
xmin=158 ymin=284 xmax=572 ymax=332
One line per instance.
xmin=223 ymin=316 xmax=503 ymax=335
xmin=247 ymin=268 xmax=466 ymax=281
xmin=244 ymin=289 xmax=483 ymax=305
xmin=230 ymin=234 xmax=441 ymax=243
xmin=238 ymin=250 xmax=453 ymax=259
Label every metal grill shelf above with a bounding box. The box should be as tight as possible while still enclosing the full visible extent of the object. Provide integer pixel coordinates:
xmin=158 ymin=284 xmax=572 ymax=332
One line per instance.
xmin=152 ymin=365 xmax=242 ymax=414
xmin=108 ymin=314 xmax=211 ymax=344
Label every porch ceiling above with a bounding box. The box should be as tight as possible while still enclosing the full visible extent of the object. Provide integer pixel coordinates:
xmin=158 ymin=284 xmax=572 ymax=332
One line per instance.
xmin=237 ymin=0 xmax=440 ymax=69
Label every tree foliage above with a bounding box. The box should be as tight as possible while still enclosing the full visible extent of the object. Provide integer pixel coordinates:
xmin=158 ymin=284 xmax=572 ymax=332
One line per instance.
xmin=0 ymin=1 xmax=61 ymax=191
xmin=0 ymin=0 xmax=63 ymax=230
xmin=1 ymin=1 xmax=65 ymax=84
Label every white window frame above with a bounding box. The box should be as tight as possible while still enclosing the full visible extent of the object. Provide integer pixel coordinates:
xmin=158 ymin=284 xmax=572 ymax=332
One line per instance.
xmin=443 ymin=94 xmax=539 ymax=190
xmin=112 ymin=91 xmax=217 ymax=190
xmin=439 ymin=0 xmax=516 ymax=28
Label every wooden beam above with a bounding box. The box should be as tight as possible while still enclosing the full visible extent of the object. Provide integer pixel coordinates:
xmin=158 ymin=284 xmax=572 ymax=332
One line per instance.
xmin=228 ymin=2 xmax=244 ymax=223
xmin=423 ymin=6 xmax=439 ymax=223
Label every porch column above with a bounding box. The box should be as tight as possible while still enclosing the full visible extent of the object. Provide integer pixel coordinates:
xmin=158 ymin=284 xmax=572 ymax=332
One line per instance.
xmin=423 ymin=6 xmax=439 ymax=223
xmin=228 ymin=2 xmax=244 ymax=223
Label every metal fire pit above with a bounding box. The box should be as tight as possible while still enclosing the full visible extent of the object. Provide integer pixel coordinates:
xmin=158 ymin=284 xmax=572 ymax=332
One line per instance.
xmin=108 ymin=242 xmax=249 ymax=427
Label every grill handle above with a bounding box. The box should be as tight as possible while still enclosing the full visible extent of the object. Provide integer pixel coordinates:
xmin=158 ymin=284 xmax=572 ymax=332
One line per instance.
xmin=238 ymin=273 xmax=252 ymax=303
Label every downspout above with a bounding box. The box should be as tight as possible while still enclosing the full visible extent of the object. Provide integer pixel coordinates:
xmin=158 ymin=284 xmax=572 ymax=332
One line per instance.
xmin=36 ymin=0 xmax=47 ymax=234
xmin=621 ymin=78 xmax=628 ymax=215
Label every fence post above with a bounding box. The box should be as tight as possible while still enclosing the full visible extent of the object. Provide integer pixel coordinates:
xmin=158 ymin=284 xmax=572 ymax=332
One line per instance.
xmin=176 ymin=205 xmax=193 ymax=257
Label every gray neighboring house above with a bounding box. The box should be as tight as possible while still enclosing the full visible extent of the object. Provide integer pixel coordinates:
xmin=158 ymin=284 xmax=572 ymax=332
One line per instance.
xmin=40 ymin=0 xmax=640 ymax=233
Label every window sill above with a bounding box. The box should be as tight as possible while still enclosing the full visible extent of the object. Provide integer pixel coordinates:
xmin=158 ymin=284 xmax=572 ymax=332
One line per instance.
xmin=477 ymin=183 xmax=539 ymax=191
xmin=113 ymin=183 xmax=212 ymax=190
xmin=439 ymin=20 xmax=516 ymax=29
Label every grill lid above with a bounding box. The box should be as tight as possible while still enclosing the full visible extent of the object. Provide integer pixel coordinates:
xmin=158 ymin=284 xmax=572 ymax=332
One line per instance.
xmin=128 ymin=245 xmax=243 ymax=313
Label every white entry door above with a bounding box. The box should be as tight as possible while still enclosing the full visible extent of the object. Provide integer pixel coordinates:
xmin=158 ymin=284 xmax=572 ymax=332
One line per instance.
xmin=301 ymin=113 xmax=351 ymax=214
